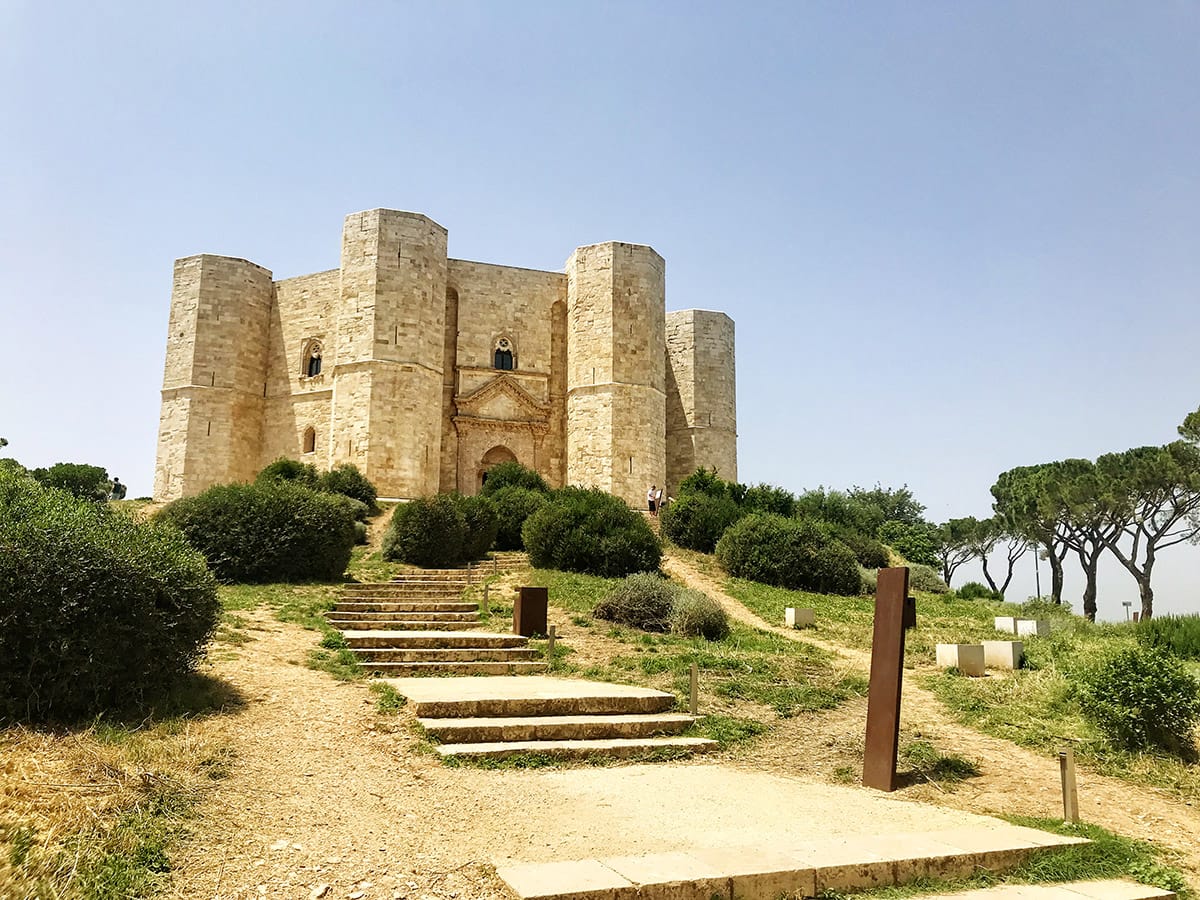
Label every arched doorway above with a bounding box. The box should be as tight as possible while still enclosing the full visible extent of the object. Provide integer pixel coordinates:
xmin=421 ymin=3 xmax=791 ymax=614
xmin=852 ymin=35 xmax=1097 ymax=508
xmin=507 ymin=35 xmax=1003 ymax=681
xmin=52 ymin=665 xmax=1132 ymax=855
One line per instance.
xmin=478 ymin=445 xmax=518 ymax=490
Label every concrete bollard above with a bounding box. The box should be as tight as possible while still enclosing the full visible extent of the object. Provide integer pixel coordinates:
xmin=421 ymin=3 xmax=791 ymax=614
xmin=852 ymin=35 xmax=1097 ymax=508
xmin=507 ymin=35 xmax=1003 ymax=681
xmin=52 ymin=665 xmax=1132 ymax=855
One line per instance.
xmin=994 ymin=616 xmax=1018 ymax=634
xmin=936 ymin=643 xmax=986 ymax=677
xmin=1016 ymin=619 xmax=1050 ymax=637
xmin=982 ymin=640 xmax=1024 ymax=670
xmin=785 ymin=607 xmax=816 ymax=629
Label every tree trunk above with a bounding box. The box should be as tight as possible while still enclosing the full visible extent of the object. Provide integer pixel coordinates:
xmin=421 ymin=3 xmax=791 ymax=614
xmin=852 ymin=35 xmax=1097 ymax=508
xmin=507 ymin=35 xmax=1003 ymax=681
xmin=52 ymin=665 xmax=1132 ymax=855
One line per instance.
xmin=1078 ymin=549 xmax=1099 ymax=623
xmin=980 ymin=557 xmax=998 ymax=594
xmin=1049 ymin=543 xmax=1065 ymax=604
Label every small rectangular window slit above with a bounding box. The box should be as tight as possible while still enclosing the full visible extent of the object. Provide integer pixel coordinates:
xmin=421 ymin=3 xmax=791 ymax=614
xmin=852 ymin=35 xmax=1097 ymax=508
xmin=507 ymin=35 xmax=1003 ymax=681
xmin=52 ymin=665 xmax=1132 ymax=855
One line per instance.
xmin=206 ymin=421 xmax=211 ymax=436
xmin=628 ymin=456 xmax=633 ymax=474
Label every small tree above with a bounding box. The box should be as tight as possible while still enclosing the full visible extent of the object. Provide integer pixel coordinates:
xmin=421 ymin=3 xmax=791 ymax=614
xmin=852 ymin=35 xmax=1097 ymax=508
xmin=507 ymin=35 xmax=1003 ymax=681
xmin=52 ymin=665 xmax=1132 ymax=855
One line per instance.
xmin=935 ymin=517 xmax=978 ymax=587
xmin=992 ymin=464 xmax=1071 ymax=605
xmin=30 ymin=462 xmax=110 ymax=502
xmin=963 ymin=517 xmax=1028 ymax=600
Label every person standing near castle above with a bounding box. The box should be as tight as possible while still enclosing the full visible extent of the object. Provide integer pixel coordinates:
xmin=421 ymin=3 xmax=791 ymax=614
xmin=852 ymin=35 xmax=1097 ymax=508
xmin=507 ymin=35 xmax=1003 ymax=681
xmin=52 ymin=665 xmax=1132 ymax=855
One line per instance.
xmin=655 ymin=486 xmax=665 ymax=513
xmin=648 ymin=485 xmax=658 ymax=517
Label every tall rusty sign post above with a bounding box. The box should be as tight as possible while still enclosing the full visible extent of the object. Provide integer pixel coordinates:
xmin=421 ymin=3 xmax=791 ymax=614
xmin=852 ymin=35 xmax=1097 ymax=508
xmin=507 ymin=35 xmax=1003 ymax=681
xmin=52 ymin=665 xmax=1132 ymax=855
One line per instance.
xmin=862 ymin=567 xmax=916 ymax=792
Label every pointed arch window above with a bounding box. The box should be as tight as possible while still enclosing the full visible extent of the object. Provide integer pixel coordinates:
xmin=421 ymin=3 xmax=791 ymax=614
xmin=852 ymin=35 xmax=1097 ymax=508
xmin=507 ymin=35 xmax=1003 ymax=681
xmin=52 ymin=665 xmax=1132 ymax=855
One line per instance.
xmin=493 ymin=337 xmax=514 ymax=371
xmin=303 ymin=341 xmax=323 ymax=378
xmin=303 ymin=426 xmax=316 ymax=454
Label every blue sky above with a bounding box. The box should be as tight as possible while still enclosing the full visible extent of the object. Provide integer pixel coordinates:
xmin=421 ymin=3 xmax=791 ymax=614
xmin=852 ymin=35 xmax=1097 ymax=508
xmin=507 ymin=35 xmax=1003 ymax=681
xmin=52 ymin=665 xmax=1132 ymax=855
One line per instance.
xmin=2 ymin=1 xmax=1197 ymax=617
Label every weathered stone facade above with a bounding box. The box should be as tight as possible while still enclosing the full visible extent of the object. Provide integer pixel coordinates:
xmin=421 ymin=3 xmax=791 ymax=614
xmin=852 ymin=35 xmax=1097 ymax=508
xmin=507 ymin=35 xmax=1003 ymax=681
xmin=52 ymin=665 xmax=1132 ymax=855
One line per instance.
xmin=154 ymin=209 xmax=737 ymax=505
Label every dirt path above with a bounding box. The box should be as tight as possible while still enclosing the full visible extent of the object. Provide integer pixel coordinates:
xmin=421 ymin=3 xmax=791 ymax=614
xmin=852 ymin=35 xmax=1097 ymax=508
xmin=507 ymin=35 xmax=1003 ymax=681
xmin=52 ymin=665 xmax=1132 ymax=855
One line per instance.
xmin=662 ymin=551 xmax=1200 ymax=885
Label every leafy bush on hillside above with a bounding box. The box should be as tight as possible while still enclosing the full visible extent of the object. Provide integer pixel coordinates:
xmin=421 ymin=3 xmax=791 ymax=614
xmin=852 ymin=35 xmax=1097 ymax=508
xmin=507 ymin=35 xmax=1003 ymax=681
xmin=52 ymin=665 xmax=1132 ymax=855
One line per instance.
xmin=660 ymin=492 xmax=743 ymax=553
xmin=1 ymin=470 xmax=219 ymax=721
xmin=741 ymin=483 xmax=796 ymax=517
xmin=158 ymin=481 xmax=357 ymax=582
xmin=458 ymin=494 xmax=500 ymax=561
xmin=30 ymin=462 xmax=110 ymax=502
xmin=522 ymin=487 xmax=660 ymax=577
xmin=1076 ymin=645 xmax=1200 ymax=756
xmin=837 ymin=531 xmax=891 ymax=569
xmin=318 ymin=463 xmax=379 ymax=512
xmin=489 ymin=486 xmax=548 ymax=550
xmin=383 ymin=495 xmax=466 ymax=568
xmin=908 ymin=564 xmax=951 ymax=594
xmin=480 ymin=460 xmax=548 ymax=494
xmin=594 ymin=572 xmax=675 ymax=631
xmin=958 ymin=581 xmax=1002 ymax=602
xmin=678 ymin=467 xmax=731 ymax=499
xmin=878 ymin=520 xmax=941 ymax=568
xmin=670 ymin=589 xmax=730 ymax=640
xmin=1138 ymin=614 xmax=1200 ymax=661
xmin=715 ymin=514 xmax=860 ymax=594
xmin=256 ymin=457 xmax=320 ymax=488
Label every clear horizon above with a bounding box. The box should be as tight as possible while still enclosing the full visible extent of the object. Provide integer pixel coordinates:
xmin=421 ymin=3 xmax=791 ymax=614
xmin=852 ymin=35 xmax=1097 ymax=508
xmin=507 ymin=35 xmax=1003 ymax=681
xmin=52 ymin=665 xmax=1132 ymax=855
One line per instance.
xmin=2 ymin=1 xmax=1197 ymax=620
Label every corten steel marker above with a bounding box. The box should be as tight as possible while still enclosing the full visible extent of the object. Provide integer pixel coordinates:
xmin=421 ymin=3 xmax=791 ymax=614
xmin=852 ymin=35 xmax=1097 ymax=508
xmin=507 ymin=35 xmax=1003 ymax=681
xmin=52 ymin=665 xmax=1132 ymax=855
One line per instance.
xmin=862 ymin=567 xmax=916 ymax=792
xmin=514 ymin=586 xmax=548 ymax=638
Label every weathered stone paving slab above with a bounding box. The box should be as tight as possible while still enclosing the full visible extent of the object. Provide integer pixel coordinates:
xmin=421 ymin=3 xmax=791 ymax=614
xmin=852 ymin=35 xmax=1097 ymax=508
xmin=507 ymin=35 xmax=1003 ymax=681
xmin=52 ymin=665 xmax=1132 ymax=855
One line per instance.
xmin=497 ymin=823 xmax=1091 ymax=900
xmin=384 ymin=675 xmax=676 ymax=718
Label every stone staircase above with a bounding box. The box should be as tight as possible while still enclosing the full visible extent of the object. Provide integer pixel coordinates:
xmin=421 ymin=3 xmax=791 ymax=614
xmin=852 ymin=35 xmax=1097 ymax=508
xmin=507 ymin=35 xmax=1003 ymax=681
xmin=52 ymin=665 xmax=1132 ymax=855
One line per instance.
xmin=346 ymin=631 xmax=545 ymax=676
xmin=385 ymin=675 xmax=717 ymax=760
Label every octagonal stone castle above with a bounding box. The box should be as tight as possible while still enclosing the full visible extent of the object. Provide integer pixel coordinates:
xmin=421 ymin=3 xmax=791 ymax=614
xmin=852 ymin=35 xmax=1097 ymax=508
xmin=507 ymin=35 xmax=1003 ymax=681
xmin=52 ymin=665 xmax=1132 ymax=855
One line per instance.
xmin=154 ymin=208 xmax=736 ymax=506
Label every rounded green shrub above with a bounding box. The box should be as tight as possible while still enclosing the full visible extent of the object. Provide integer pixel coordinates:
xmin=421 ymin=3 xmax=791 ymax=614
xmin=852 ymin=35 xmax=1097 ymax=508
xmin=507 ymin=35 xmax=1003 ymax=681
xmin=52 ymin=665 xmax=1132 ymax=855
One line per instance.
xmin=670 ymin=589 xmax=730 ymax=640
xmin=458 ymin=494 xmax=499 ymax=561
xmin=158 ymin=481 xmax=356 ymax=582
xmin=835 ymin=531 xmax=890 ymax=569
xmin=256 ymin=457 xmax=320 ymax=488
xmin=958 ymin=581 xmax=1001 ymax=602
xmin=522 ymin=487 xmax=661 ymax=577
xmin=715 ymin=513 xmax=859 ymax=594
xmin=908 ymin=564 xmax=951 ymax=594
xmin=1137 ymin=614 xmax=1200 ymax=661
xmin=741 ymin=483 xmax=796 ymax=517
xmin=489 ymin=486 xmax=547 ymax=550
xmin=353 ymin=521 xmax=369 ymax=545
xmin=318 ymin=463 xmax=379 ymax=512
xmin=594 ymin=572 xmax=677 ymax=631
xmin=480 ymin=460 xmax=548 ymax=495
xmin=383 ymin=495 xmax=466 ymax=568
xmin=660 ymin=492 xmax=743 ymax=552
xmin=1076 ymin=645 xmax=1200 ymax=756
xmin=0 ymin=470 xmax=219 ymax=721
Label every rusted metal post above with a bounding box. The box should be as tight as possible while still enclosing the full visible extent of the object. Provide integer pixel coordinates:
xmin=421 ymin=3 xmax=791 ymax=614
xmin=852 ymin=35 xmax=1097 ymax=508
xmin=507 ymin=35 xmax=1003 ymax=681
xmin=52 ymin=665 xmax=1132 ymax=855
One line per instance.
xmin=862 ymin=567 xmax=915 ymax=792
xmin=689 ymin=662 xmax=699 ymax=715
xmin=1059 ymin=746 xmax=1079 ymax=822
xmin=514 ymin=586 xmax=548 ymax=637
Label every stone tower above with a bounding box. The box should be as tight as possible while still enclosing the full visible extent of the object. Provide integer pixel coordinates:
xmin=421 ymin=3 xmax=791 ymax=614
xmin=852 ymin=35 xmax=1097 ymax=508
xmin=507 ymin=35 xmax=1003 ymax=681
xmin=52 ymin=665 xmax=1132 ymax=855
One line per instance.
xmin=153 ymin=255 xmax=273 ymax=500
xmin=331 ymin=210 xmax=447 ymax=498
xmin=665 ymin=309 xmax=738 ymax=495
xmin=565 ymin=242 xmax=667 ymax=506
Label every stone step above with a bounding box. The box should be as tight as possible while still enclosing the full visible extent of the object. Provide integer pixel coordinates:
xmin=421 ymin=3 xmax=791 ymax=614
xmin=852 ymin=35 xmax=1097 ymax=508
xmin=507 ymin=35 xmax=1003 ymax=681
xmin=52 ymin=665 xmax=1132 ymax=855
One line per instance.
xmin=359 ymin=660 xmax=547 ymax=676
xmin=497 ymin=823 xmax=1092 ymax=900
xmin=343 ymin=631 xmax=529 ymax=649
xmin=434 ymin=735 xmax=716 ymax=760
xmin=342 ymin=585 xmax=468 ymax=595
xmin=419 ymin=712 xmax=697 ymax=743
xmin=332 ymin=601 xmax=478 ymax=613
xmin=379 ymin=675 xmax=677 ymax=718
xmin=355 ymin=647 xmax=539 ymax=663
xmin=326 ymin=610 xmax=479 ymax=622
xmin=333 ymin=619 xmax=478 ymax=631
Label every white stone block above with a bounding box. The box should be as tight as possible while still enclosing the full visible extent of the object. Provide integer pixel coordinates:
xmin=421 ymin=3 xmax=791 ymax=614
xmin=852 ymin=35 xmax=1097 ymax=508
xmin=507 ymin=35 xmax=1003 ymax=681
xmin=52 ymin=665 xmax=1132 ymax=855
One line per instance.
xmin=1016 ymin=619 xmax=1049 ymax=637
xmin=994 ymin=616 xmax=1018 ymax=634
xmin=982 ymin=640 xmax=1024 ymax=670
xmin=936 ymin=643 xmax=986 ymax=677
xmin=785 ymin=607 xmax=815 ymax=629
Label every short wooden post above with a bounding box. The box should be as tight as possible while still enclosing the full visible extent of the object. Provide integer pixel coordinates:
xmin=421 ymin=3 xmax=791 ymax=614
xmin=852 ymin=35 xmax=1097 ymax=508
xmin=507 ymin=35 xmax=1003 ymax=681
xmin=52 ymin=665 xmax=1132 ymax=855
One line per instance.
xmin=466 ymin=565 xmax=472 ymax=586
xmin=547 ymin=625 xmax=557 ymax=660
xmin=494 ymin=557 xmax=499 ymax=575
xmin=482 ymin=583 xmax=490 ymax=616
xmin=689 ymin=662 xmax=699 ymax=715
xmin=1059 ymin=746 xmax=1079 ymax=823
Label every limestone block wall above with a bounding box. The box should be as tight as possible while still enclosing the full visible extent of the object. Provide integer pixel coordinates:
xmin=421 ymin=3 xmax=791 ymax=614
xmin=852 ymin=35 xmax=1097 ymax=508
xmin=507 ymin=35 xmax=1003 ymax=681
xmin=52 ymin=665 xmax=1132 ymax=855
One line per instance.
xmin=665 ymin=309 xmax=737 ymax=496
xmin=565 ymin=242 xmax=666 ymax=505
xmin=153 ymin=255 xmax=273 ymax=499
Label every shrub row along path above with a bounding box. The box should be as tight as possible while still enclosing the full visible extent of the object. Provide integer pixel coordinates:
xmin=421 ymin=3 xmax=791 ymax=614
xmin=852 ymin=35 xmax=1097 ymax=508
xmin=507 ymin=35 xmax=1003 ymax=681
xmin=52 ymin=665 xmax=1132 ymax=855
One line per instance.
xmin=170 ymin=606 xmax=999 ymax=900
xmin=661 ymin=550 xmax=1200 ymax=886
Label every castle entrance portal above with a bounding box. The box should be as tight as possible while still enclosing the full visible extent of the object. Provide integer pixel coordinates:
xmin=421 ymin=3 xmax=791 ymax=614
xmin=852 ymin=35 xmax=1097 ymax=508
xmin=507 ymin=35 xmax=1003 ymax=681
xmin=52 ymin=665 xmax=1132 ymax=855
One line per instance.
xmin=478 ymin=445 xmax=518 ymax=490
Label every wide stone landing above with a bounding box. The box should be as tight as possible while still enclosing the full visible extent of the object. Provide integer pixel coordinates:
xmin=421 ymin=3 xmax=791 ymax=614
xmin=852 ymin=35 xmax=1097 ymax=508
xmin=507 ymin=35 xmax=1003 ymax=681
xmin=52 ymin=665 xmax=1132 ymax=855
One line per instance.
xmin=496 ymin=823 xmax=1090 ymax=900
xmin=913 ymin=881 xmax=1174 ymax=900
xmin=382 ymin=676 xmax=717 ymax=760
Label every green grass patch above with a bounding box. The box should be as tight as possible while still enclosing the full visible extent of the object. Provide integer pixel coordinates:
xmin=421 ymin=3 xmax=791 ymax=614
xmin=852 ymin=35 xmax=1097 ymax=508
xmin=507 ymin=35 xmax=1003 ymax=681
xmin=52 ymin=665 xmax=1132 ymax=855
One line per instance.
xmin=369 ymin=682 xmax=406 ymax=715
xmin=899 ymin=739 xmax=980 ymax=787
xmin=688 ymin=714 xmax=769 ymax=747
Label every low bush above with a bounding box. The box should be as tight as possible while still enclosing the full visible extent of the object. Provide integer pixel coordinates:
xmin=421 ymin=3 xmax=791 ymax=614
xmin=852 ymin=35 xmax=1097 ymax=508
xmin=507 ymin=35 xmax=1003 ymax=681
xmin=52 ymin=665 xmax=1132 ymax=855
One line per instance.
xmin=1076 ymin=645 xmax=1200 ymax=756
xmin=353 ymin=521 xmax=369 ymax=544
xmin=741 ymin=483 xmax=796 ymax=517
xmin=660 ymin=492 xmax=743 ymax=552
xmin=1138 ymin=614 xmax=1200 ymax=661
xmin=1 ymin=470 xmax=219 ymax=721
xmin=837 ymin=530 xmax=890 ymax=569
xmin=522 ymin=487 xmax=660 ymax=577
xmin=458 ymin=494 xmax=500 ymax=561
xmin=909 ymin=564 xmax=951 ymax=593
xmin=480 ymin=460 xmax=548 ymax=494
xmin=489 ymin=486 xmax=548 ymax=550
xmin=715 ymin=514 xmax=860 ymax=594
xmin=30 ymin=462 xmax=110 ymax=502
xmin=594 ymin=572 xmax=676 ymax=631
xmin=958 ymin=581 xmax=1002 ymax=602
xmin=256 ymin=457 xmax=319 ymax=488
xmin=318 ymin=463 xmax=378 ymax=512
xmin=670 ymin=589 xmax=730 ymax=640
xmin=157 ymin=481 xmax=356 ymax=582
xmin=677 ymin=467 xmax=731 ymax=499
xmin=383 ymin=495 xmax=466 ymax=568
